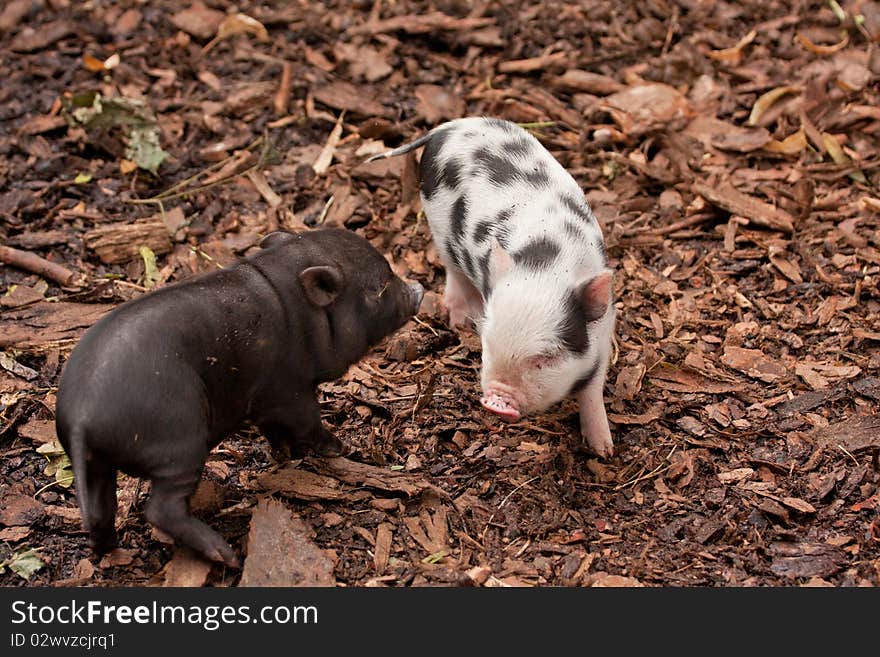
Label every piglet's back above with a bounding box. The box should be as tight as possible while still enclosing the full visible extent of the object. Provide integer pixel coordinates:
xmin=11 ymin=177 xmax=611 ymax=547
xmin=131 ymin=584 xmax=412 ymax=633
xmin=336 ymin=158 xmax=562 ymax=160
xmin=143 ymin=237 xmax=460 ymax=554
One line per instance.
xmin=418 ymin=117 xmax=607 ymax=299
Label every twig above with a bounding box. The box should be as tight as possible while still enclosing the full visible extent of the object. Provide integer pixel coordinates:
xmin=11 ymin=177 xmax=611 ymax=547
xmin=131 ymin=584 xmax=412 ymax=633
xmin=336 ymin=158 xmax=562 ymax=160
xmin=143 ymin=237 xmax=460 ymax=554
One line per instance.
xmin=316 ymin=195 xmax=335 ymax=225
xmin=499 ymin=476 xmax=539 ymax=508
xmin=126 ymin=135 xmax=267 ymax=206
xmin=412 ymin=315 xmax=439 ymax=336
xmin=33 ymin=475 xmax=74 ymax=498
xmin=498 ymin=51 xmax=568 ymax=74
xmin=640 ymin=213 xmax=716 ymax=236
xmin=614 ymin=463 xmax=672 ymax=491
xmin=0 ymin=245 xmax=77 ymax=287
xmin=837 ymin=444 xmax=860 ymax=466
xmin=274 ymin=61 xmax=293 ymax=115
xmin=313 ymin=112 xmax=345 ymax=175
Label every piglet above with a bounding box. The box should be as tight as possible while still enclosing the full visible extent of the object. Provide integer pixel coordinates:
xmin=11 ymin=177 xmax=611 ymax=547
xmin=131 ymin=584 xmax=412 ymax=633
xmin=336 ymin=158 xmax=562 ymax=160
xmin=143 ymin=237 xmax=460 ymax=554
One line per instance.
xmin=56 ymin=228 xmax=423 ymax=566
xmin=369 ymin=117 xmax=615 ymax=457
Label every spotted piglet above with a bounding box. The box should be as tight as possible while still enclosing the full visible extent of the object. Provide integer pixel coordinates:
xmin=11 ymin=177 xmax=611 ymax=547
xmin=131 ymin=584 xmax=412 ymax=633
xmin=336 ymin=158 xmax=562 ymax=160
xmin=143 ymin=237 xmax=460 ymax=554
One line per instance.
xmin=369 ymin=117 xmax=616 ymax=457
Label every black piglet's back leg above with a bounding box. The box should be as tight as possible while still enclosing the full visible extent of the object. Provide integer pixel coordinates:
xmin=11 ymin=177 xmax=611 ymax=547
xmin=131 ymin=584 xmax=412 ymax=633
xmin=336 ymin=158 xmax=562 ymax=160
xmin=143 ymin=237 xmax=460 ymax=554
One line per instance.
xmin=144 ymin=449 xmax=239 ymax=568
xmin=83 ymin=458 xmax=118 ymax=554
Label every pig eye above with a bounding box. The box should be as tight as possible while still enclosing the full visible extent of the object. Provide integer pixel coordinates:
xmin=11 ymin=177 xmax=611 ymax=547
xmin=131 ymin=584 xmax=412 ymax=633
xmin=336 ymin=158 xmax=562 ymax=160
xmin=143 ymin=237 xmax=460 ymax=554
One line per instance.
xmin=526 ymin=353 xmax=561 ymax=370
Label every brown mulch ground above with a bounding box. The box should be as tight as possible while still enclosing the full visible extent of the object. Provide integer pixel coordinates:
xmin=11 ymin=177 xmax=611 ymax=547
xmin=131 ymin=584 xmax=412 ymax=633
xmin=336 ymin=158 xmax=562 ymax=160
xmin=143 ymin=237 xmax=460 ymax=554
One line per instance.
xmin=1 ymin=0 xmax=879 ymax=587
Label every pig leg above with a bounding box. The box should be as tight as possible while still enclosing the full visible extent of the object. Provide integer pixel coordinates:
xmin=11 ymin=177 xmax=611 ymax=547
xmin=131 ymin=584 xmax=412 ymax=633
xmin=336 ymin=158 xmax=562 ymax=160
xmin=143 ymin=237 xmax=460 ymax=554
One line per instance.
xmin=144 ymin=451 xmax=239 ymax=567
xmin=444 ymin=268 xmax=484 ymax=329
xmin=256 ymin=390 xmax=345 ymax=458
xmin=82 ymin=460 xmax=118 ymax=554
xmin=577 ymin=362 xmax=614 ymax=458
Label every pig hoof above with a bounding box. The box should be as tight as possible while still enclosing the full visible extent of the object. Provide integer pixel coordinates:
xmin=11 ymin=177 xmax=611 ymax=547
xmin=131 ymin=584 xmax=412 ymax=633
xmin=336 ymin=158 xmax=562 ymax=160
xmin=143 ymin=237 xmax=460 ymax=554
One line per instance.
xmin=204 ymin=542 xmax=240 ymax=569
xmin=314 ymin=434 xmax=346 ymax=457
xmin=88 ymin=528 xmax=117 ymax=554
xmin=585 ymin=437 xmax=614 ymax=459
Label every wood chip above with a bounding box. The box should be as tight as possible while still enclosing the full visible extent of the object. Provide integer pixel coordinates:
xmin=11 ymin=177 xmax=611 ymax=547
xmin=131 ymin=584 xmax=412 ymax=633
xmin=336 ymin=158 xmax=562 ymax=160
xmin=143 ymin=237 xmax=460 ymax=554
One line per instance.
xmin=721 ymin=346 xmax=788 ymax=383
xmin=348 ymin=12 xmax=495 ymax=36
xmin=0 ymin=494 xmax=43 ymax=526
xmin=373 ymin=523 xmax=393 ymax=575
xmin=692 ymin=181 xmax=794 ymax=233
xmin=770 ymin=542 xmax=844 ymax=579
xmin=552 ymin=69 xmax=624 ymax=95
xmin=162 ymin=547 xmax=213 ymax=587
xmin=810 ymin=414 xmax=880 ymax=453
xmin=240 ymin=498 xmax=335 ymax=587
xmin=255 ymin=465 xmax=345 ymax=501
xmin=307 ymin=457 xmax=439 ymax=497
xmin=313 ymin=81 xmax=391 ymax=118
xmin=313 ymin=113 xmax=344 ymax=175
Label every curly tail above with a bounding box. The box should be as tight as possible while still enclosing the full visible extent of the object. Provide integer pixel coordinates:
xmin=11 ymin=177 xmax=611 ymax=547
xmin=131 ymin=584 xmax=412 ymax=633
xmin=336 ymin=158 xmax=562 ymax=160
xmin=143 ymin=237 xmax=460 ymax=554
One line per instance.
xmin=365 ymin=130 xmax=436 ymax=163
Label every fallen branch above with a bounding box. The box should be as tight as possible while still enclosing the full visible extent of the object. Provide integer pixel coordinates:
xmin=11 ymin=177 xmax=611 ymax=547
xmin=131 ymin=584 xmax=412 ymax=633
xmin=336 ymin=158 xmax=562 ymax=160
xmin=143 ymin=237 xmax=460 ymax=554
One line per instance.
xmin=0 ymin=245 xmax=77 ymax=287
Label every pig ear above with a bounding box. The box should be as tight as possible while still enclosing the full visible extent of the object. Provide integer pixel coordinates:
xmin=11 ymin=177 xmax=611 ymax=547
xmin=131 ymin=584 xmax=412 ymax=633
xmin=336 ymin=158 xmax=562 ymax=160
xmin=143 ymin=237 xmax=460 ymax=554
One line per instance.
xmin=259 ymin=231 xmax=296 ymax=249
xmin=299 ymin=266 xmax=343 ymax=307
xmin=577 ymin=270 xmax=613 ymax=322
xmin=488 ymin=238 xmax=513 ymax=285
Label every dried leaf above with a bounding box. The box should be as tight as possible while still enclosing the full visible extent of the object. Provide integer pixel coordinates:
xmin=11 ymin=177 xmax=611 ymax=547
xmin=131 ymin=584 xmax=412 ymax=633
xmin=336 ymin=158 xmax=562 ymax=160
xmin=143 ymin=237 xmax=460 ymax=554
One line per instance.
xmin=203 ymin=13 xmax=270 ymax=53
xmin=0 ymin=352 xmax=38 ymax=380
xmin=4 ymin=548 xmax=45 ymax=581
xmin=65 ymin=92 xmax=168 ymax=174
xmin=796 ymin=32 xmax=849 ymax=55
xmin=764 ymin=129 xmax=808 ymax=154
xmin=139 ymin=246 xmax=160 ymax=289
xmin=747 ymin=85 xmax=801 ymax=126
xmin=171 ymin=2 xmax=224 ymax=40
xmin=822 ymin=132 xmax=867 ymax=183
xmin=708 ymin=29 xmax=757 ymax=65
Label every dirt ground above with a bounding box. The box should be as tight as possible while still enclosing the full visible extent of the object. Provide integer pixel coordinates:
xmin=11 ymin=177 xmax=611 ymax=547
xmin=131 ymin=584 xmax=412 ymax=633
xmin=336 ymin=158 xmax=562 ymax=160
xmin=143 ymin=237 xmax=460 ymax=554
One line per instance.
xmin=1 ymin=0 xmax=879 ymax=587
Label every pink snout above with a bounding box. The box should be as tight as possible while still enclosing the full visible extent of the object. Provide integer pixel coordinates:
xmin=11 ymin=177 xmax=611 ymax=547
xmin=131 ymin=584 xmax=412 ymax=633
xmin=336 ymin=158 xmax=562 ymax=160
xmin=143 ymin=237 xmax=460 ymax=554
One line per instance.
xmin=480 ymin=384 xmax=522 ymax=422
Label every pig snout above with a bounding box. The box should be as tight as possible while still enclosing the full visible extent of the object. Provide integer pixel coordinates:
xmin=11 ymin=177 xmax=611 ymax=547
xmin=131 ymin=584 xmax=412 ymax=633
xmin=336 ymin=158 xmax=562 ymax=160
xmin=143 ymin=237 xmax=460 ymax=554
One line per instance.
xmin=480 ymin=382 xmax=523 ymax=422
xmin=408 ymin=281 xmax=425 ymax=314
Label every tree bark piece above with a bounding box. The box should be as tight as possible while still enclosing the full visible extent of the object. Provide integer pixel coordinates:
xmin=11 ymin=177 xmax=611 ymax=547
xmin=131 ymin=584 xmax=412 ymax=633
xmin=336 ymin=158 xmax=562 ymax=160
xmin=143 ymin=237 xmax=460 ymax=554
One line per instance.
xmin=83 ymin=219 xmax=172 ymax=264
xmin=0 ymin=302 xmax=113 ymax=350
xmin=692 ymin=181 xmax=795 ymax=233
xmin=162 ymin=547 xmax=212 ymax=587
xmin=239 ymin=498 xmax=335 ymax=587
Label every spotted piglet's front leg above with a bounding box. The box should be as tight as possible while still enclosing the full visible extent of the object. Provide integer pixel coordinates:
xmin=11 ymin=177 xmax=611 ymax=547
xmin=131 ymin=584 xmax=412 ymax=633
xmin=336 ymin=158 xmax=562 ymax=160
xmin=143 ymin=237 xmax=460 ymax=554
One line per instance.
xmin=444 ymin=267 xmax=484 ymax=330
xmin=577 ymin=374 xmax=613 ymax=458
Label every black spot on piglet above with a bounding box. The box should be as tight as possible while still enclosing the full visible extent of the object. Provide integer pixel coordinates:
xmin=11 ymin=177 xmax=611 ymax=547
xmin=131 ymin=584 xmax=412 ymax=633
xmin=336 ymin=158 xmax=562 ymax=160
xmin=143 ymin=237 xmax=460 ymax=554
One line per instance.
xmin=568 ymin=361 xmax=599 ymax=396
xmin=512 ymin=237 xmax=560 ymax=270
xmin=419 ymin=128 xmax=450 ymax=200
xmin=560 ymin=193 xmax=595 ymax=224
xmin=450 ymin=195 xmax=469 ymax=240
xmin=442 ymin=157 xmax=463 ymax=191
xmin=477 ymin=250 xmax=491 ymax=299
xmin=474 ymin=148 xmax=522 ymax=188
xmin=558 ymin=290 xmax=590 ymax=355
xmin=484 ymin=117 xmax=517 ymax=133
xmin=472 ymin=206 xmax=513 ymax=245
xmin=502 ymin=138 xmax=532 ymax=158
